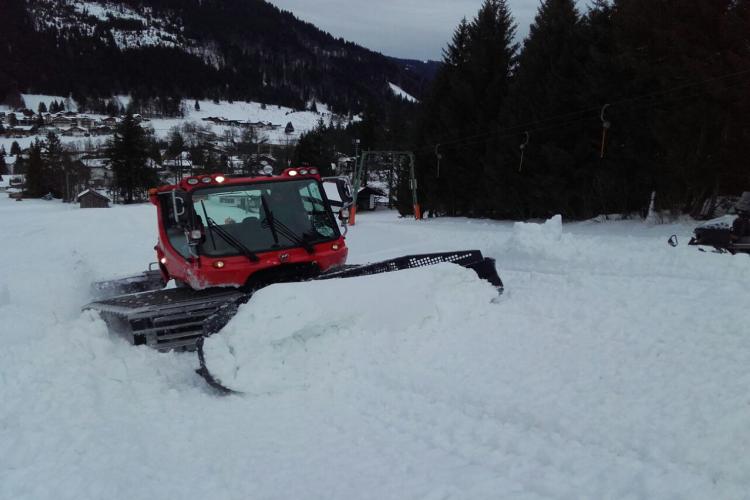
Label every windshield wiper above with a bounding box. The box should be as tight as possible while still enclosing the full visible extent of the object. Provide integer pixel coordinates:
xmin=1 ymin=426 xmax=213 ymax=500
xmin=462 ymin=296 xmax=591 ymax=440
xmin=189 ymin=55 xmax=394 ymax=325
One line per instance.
xmin=200 ymin=200 xmax=218 ymax=250
xmin=275 ymin=218 xmax=315 ymax=254
xmin=260 ymin=195 xmax=280 ymax=247
xmin=200 ymin=203 xmax=259 ymax=262
xmin=260 ymin=195 xmax=315 ymax=254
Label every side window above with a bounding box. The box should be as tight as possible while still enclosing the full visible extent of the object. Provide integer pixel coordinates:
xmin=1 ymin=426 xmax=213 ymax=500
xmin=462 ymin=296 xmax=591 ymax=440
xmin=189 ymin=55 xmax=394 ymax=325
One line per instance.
xmin=159 ymin=191 xmax=191 ymax=258
xmin=300 ymin=181 xmax=336 ymax=238
xmin=299 ymin=182 xmax=326 ymax=213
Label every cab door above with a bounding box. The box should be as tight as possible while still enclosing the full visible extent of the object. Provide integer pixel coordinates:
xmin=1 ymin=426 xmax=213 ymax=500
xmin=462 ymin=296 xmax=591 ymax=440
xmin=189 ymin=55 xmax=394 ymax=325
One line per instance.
xmin=158 ymin=189 xmax=193 ymax=259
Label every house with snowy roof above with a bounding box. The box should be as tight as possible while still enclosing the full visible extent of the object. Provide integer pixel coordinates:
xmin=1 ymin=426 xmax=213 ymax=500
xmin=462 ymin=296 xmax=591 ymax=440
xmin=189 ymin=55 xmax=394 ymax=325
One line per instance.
xmin=76 ymin=189 xmax=110 ymax=208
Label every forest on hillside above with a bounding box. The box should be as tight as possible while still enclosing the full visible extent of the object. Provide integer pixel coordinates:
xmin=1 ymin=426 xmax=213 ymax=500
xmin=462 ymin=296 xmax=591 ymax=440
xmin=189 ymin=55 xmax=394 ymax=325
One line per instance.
xmin=0 ymin=0 xmax=429 ymax=114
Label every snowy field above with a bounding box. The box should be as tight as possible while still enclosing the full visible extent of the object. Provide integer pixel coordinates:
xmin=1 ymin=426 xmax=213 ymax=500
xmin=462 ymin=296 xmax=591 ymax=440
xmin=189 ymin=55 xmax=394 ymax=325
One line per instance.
xmin=2 ymin=195 xmax=750 ymax=499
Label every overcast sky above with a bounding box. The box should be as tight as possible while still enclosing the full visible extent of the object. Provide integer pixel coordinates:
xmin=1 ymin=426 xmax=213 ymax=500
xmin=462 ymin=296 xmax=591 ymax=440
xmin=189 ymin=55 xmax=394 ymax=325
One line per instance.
xmin=267 ymin=0 xmax=549 ymax=61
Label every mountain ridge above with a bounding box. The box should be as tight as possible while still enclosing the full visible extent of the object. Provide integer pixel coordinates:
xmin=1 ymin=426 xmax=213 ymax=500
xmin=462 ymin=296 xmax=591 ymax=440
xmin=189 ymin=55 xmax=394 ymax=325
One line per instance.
xmin=0 ymin=0 xmax=438 ymax=113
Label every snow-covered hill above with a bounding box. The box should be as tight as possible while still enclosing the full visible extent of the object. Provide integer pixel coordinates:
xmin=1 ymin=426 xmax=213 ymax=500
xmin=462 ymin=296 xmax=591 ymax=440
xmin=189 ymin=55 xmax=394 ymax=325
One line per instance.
xmin=0 ymin=93 xmax=354 ymax=153
xmin=388 ymin=82 xmax=418 ymax=103
xmin=8 ymin=0 xmax=428 ymax=113
xmin=2 ymin=196 xmax=750 ymax=499
xmin=29 ymin=0 xmax=189 ymax=49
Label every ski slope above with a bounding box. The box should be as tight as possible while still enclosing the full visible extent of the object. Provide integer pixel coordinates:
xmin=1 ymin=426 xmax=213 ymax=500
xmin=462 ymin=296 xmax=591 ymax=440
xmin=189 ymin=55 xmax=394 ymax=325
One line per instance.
xmin=2 ymin=195 xmax=750 ymax=499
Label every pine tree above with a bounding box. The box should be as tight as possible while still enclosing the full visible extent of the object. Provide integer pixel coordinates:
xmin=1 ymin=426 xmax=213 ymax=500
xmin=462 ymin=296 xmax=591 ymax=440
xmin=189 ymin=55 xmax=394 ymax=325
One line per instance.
xmin=43 ymin=132 xmax=66 ymax=198
xmin=285 ymin=121 xmax=295 ymax=134
xmin=610 ymin=0 xmax=741 ymax=214
xmin=504 ymin=0 xmax=588 ymax=218
xmin=409 ymin=1 xmax=517 ymax=217
xmin=109 ymin=114 xmax=155 ymax=203
xmin=38 ymin=102 xmax=47 ymax=114
xmin=0 ymin=147 xmax=7 ymax=175
xmin=24 ymin=140 xmax=46 ymax=197
xmin=10 ymin=141 xmax=21 ymax=156
xmin=194 ymin=100 xmax=200 ymax=111
xmin=411 ymin=19 xmax=474 ymax=215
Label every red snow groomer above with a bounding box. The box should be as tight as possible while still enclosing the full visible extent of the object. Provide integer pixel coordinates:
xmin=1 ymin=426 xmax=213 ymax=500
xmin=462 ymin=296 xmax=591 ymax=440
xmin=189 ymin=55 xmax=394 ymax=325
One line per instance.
xmin=85 ymin=168 xmax=502 ymax=355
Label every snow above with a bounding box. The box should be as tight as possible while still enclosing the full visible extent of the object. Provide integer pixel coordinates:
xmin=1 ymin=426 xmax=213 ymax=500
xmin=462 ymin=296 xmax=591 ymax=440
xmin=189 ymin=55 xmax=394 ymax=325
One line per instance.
xmin=201 ymin=263 xmax=500 ymax=394
xmin=73 ymin=1 xmax=146 ymax=23
xmin=75 ymin=188 xmax=111 ymax=201
xmin=30 ymin=0 xmax=182 ymax=50
xmin=141 ymin=99 xmax=353 ymax=144
xmin=388 ymin=82 xmax=418 ymax=103
xmin=1 ymin=95 xmax=354 ymax=152
xmin=2 ymin=196 xmax=750 ymax=499
xmin=21 ymin=93 xmax=77 ymax=112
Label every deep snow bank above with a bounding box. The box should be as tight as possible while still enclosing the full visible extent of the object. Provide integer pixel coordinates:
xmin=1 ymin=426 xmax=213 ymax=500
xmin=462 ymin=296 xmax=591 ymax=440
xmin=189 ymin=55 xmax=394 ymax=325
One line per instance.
xmin=201 ymin=263 xmax=500 ymax=393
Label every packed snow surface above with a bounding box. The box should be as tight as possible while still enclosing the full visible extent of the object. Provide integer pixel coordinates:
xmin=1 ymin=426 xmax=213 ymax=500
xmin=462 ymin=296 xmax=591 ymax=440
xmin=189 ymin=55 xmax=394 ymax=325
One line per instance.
xmin=2 ymin=195 xmax=750 ymax=499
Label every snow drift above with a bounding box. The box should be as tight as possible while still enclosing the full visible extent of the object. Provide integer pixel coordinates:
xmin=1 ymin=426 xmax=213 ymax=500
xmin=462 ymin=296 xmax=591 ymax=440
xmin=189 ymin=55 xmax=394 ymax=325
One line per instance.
xmin=200 ymin=263 xmax=500 ymax=394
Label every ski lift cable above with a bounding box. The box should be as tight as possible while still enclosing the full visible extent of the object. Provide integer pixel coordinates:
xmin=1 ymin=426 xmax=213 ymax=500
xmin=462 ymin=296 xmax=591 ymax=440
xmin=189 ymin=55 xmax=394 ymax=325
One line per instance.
xmin=418 ymin=76 xmax=750 ymax=155
xmin=434 ymin=83 xmax=750 ymax=156
xmin=418 ymin=67 xmax=750 ymax=152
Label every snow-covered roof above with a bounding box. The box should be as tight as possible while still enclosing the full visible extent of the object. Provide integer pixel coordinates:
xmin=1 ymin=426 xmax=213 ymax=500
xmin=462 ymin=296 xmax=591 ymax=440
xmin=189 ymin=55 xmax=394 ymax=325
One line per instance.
xmin=76 ymin=189 xmax=111 ymax=201
xmin=82 ymin=159 xmax=109 ymax=168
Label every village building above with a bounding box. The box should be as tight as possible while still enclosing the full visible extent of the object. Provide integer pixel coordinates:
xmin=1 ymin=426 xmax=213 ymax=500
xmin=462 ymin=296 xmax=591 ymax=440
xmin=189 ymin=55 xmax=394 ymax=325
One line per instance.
xmin=77 ymin=117 xmax=95 ymax=129
xmin=76 ymin=189 xmax=111 ymax=208
xmin=62 ymin=126 xmax=88 ymax=137
xmin=81 ymin=158 xmax=111 ymax=188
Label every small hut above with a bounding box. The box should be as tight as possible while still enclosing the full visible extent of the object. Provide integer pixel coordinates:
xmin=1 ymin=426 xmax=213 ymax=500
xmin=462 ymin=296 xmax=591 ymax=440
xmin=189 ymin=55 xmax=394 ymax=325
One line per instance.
xmin=76 ymin=189 xmax=110 ymax=208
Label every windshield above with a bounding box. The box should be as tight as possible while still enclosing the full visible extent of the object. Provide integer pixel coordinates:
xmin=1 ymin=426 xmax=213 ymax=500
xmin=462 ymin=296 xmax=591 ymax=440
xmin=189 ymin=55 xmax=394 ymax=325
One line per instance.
xmin=191 ymin=179 xmax=339 ymax=256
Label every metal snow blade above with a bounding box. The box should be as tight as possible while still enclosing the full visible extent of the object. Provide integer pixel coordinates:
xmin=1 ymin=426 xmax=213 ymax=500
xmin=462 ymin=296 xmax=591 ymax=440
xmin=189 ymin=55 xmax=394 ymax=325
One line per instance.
xmin=90 ymin=265 xmax=166 ymax=299
xmin=196 ymin=250 xmax=503 ymax=394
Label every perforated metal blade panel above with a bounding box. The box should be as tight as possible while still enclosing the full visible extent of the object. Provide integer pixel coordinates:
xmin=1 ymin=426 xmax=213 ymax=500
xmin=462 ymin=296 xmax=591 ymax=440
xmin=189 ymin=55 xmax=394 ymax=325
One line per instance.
xmin=319 ymin=250 xmax=485 ymax=280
